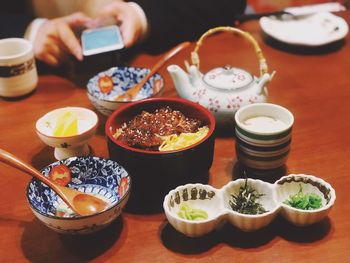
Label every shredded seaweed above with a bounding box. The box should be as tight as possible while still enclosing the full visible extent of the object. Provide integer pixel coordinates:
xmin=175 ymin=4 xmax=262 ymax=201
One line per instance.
xmin=229 ymin=178 xmax=268 ymax=215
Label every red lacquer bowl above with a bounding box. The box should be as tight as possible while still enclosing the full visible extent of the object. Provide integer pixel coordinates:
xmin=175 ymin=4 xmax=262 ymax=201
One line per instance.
xmin=105 ymin=97 xmax=216 ymax=213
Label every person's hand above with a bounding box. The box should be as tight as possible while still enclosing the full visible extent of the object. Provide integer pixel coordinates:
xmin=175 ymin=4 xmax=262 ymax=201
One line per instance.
xmin=94 ymin=1 xmax=146 ymax=48
xmin=34 ymin=12 xmax=92 ymax=66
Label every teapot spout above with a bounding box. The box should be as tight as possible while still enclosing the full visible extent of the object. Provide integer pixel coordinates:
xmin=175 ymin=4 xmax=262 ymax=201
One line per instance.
xmin=256 ymin=73 xmax=272 ymax=95
xmin=167 ymin=65 xmax=193 ymax=99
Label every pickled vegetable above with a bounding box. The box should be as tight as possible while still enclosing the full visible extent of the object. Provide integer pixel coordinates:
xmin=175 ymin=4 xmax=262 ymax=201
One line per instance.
xmin=53 ymin=111 xmax=78 ymax=137
xmin=177 ymin=203 xmax=208 ymax=221
xmin=284 ymin=184 xmax=322 ymax=210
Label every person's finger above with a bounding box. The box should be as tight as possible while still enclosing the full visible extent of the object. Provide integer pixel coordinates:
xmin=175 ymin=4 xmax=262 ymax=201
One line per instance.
xmin=33 ymin=32 xmax=60 ymax=66
xmin=38 ymin=42 xmax=72 ymax=66
xmin=38 ymin=52 xmax=60 ymax=66
xmin=47 ymin=41 xmax=71 ymax=64
xmin=63 ymin=12 xmax=92 ymax=27
xmin=56 ymin=22 xmax=83 ymax=61
xmin=119 ymin=16 xmax=140 ymax=48
xmin=94 ymin=2 xmax=122 ymax=27
xmin=92 ymin=16 xmax=118 ymax=28
xmin=93 ymin=10 xmax=119 ymax=28
xmin=119 ymin=24 xmax=133 ymax=48
xmin=36 ymin=41 xmax=66 ymax=66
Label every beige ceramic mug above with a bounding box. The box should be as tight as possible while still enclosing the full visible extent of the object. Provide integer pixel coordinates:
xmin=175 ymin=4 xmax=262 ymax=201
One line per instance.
xmin=0 ymin=38 xmax=38 ymax=97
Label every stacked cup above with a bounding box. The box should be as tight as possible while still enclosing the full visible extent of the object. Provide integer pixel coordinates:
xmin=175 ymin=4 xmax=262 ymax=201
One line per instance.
xmin=0 ymin=38 xmax=38 ymax=98
xmin=234 ymin=103 xmax=294 ymax=170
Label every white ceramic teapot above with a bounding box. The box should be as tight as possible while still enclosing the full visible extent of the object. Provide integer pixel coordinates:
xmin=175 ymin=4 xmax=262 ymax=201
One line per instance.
xmin=167 ymin=27 xmax=275 ymax=129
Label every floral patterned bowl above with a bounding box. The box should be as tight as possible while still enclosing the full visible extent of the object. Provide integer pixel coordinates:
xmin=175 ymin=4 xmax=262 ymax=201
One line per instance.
xmin=87 ymin=66 xmax=164 ymax=116
xmin=26 ymin=156 xmax=131 ymax=234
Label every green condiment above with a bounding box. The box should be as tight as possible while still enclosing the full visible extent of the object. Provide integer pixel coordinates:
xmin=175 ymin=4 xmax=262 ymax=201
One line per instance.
xmin=177 ymin=203 xmax=208 ymax=221
xmin=284 ymin=184 xmax=323 ymax=210
xmin=229 ymin=178 xmax=268 ymax=215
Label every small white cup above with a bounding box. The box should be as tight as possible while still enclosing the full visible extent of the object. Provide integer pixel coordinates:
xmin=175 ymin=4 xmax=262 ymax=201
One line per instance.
xmin=234 ymin=103 xmax=294 ymax=170
xmin=0 ymin=38 xmax=38 ymax=98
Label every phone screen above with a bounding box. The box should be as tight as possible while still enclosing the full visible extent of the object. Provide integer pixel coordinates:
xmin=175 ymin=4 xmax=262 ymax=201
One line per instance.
xmin=82 ymin=25 xmax=124 ymax=56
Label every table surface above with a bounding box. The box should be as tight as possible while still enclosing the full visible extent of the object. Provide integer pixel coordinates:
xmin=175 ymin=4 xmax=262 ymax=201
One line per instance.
xmin=1 ymin=3 xmax=350 ymax=263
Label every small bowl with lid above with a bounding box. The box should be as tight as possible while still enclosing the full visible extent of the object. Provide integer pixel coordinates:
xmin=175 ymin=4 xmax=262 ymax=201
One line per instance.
xmin=87 ymin=66 xmax=164 ymax=116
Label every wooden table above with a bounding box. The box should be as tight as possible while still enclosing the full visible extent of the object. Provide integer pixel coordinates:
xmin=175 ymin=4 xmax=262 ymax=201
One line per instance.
xmin=1 ymin=7 xmax=350 ymax=263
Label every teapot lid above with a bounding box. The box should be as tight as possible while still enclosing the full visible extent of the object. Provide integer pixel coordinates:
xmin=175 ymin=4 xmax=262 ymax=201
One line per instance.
xmin=203 ymin=66 xmax=253 ymax=90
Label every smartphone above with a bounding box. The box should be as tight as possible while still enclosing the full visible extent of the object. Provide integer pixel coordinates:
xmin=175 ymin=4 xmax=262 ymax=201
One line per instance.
xmin=81 ymin=25 xmax=124 ymax=56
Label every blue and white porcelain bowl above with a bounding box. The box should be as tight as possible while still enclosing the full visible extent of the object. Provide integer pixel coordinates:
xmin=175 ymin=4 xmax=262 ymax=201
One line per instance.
xmin=26 ymin=156 xmax=131 ymax=234
xmin=87 ymin=66 xmax=164 ymax=116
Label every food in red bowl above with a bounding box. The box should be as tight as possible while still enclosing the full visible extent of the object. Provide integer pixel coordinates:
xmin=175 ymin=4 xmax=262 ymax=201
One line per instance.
xmin=105 ymin=97 xmax=216 ymax=213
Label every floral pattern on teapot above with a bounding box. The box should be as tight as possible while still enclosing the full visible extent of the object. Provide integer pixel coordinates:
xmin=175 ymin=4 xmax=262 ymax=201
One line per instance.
xmin=168 ymin=64 xmax=270 ymax=128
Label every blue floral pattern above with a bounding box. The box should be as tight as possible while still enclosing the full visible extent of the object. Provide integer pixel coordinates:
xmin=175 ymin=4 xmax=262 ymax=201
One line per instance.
xmin=87 ymin=66 xmax=164 ymax=101
xmin=27 ymin=156 xmax=131 ymax=218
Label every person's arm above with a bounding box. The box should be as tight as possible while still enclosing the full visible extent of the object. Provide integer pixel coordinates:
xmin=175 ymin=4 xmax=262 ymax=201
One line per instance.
xmin=132 ymin=0 xmax=247 ymax=52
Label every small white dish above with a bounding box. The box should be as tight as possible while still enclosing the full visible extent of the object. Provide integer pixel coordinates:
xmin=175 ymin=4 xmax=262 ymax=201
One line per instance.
xmin=36 ymin=107 xmax=98 ymax=160
xmin=222 ymin=179 xmax=280 ymax=232
xmin=259 ymin=12 xmax=348 ymax=46
xmin=164 ymin=180 xmax=280 ymax=236
xmin=275 ymin=174 xmax=336 ymax=226
xmin=164 ymin=174 xmax=336 ymax=237
xmin=163 ymin=184 xmax=224 ymax=237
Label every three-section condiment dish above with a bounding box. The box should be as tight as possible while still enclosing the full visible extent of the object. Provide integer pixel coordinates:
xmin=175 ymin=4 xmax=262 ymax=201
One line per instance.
xmin=164 ymin=174 xmax=336 ymax=237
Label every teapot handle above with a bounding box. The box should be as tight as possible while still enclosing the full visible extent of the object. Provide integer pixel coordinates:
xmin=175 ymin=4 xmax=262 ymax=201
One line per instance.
xmin=191 ymin=26 xmax=268 ymax=78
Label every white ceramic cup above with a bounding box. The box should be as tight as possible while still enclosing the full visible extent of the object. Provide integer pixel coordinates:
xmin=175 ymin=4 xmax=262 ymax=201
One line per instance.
xmin=234 ymin=103 xmax=294 ymax=170
xmin=0 ymin=38 xmax=38 ymax=97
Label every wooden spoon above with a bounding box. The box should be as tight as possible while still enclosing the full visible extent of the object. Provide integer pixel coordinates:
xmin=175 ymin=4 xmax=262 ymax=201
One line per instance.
xmin=115 ymin=41 xmax=191 ymax=102
xmin=0 ymin=149 xmax=108 ymax=216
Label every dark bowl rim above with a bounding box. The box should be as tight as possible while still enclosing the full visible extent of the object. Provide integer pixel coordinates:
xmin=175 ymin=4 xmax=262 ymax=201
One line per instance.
xmin=86 ymin=66 xmax=165 ymax=104
xmin=25 ymin=156 xmax=132 ymax=221
xmin=105 ymin=97 xmax=216 ymax=155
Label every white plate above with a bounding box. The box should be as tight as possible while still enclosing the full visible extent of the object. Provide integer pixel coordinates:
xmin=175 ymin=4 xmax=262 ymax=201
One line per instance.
xmin=259 ymin=12 xmax=348 ymax=46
